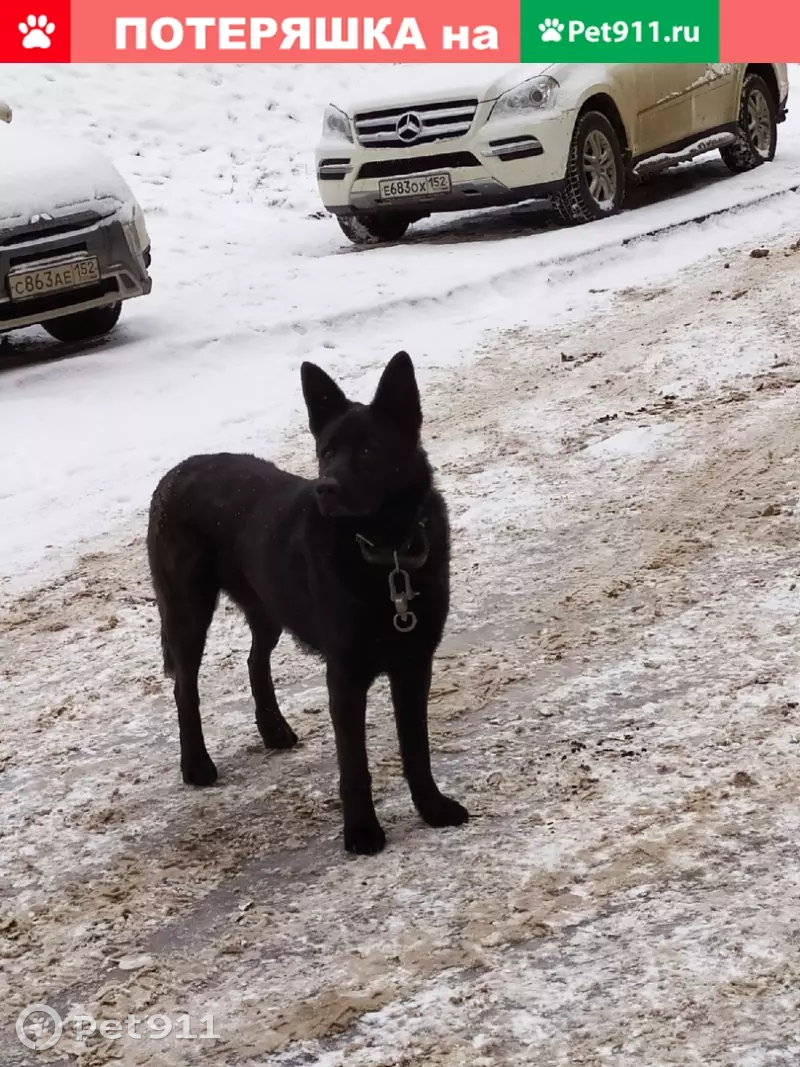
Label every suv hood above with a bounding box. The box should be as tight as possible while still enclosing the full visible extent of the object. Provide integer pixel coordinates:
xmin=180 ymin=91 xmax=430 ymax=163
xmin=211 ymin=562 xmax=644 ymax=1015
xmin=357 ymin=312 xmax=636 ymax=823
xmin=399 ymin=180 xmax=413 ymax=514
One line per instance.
xmin=0 ymin=125 xmax=133 ymax=227
xmin=342 ymin=63 xmax=553 ymax=114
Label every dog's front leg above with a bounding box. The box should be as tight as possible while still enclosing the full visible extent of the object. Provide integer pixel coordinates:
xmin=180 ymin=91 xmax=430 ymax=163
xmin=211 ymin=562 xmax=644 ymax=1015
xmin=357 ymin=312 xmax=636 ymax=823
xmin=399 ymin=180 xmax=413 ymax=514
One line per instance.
xmin=389 ymin=660 xmax=469 ymax=830
xmin=327 ymin=663 xmax=385 ymax=855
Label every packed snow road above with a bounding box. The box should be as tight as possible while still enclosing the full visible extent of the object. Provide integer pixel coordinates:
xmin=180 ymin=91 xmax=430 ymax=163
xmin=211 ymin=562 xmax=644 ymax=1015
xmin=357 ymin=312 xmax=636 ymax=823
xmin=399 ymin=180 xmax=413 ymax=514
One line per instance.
xmin=3 ymin=64 xmax=800 ymax=1067
xmin=4 ymin=227 xmax=800 ymax=1067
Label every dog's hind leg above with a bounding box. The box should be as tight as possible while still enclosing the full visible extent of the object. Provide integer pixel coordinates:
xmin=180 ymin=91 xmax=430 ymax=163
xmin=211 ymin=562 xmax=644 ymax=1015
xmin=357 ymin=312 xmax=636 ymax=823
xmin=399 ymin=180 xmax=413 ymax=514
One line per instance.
xmin=159 ymin=576 xmax=219 ymax=788
xmin=244 ymin=607 xmax=298 ymax=751
xmin=389 ymin=660 xmax=469 ymax=830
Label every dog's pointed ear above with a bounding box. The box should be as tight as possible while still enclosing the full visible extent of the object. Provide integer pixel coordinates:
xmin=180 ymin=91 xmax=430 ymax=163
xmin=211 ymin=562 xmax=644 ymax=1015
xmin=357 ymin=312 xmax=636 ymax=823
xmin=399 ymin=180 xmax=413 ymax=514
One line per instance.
xmin=301 ymin=362 xmax=349 ymax=437
xmin=371 ymin=351 xmax=421 ymax=438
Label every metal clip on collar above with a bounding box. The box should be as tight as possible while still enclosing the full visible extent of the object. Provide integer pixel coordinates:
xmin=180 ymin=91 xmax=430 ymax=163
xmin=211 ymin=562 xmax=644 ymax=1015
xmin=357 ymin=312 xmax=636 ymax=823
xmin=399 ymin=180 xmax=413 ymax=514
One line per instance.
xmin=389 ymin=551 xmax=418 ymax=633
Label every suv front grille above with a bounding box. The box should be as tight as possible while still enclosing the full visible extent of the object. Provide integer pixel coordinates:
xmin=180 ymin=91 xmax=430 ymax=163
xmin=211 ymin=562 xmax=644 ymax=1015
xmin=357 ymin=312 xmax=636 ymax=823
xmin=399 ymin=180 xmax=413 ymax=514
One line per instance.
xmin=357 ymin=153 xmax=481 ymax=180
xmin=9 ymin=242 xmax=88 ymax=268
xmin=0 ymin=210 xmax=104 ymax=248
xmin=354 ymin=99 xmax=478 ymax=149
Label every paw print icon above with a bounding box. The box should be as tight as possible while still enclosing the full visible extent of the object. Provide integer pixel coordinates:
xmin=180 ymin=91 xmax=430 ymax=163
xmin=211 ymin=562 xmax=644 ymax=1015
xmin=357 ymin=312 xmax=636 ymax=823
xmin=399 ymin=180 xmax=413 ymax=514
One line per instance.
xmin=18 ymin=14 xmax=56 ymax=48
xmin=539 ymin=17 xmax=565 ymax=42
xmin=16 ymin=1004 xmax=63 ymax=1051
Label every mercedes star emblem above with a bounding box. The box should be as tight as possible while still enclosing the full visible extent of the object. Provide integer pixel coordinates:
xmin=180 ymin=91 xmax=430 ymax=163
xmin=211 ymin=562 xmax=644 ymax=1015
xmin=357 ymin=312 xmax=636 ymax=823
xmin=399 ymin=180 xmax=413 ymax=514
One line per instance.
xmin=395 ymin=112 xmax=423 ymax=143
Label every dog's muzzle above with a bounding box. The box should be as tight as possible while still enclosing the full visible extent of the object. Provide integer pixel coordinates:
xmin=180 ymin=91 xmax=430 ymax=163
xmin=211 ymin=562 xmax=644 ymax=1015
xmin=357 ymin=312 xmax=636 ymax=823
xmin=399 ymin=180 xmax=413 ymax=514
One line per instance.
xmin=314 ymin=478 xmax=342 ymax=515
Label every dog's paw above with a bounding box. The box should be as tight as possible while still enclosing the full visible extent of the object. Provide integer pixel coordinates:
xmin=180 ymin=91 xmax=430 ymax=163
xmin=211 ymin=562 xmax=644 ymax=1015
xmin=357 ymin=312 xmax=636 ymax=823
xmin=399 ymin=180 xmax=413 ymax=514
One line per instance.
xmin=344 ymin=819 xmax=387 ymax=855
xmin=418 ymin=794 xmax=469 ymax=828
xmin=181 ymin=754 xmax=218 ymax=787
xmin=259 ymin=719 xmax=299 ymax=750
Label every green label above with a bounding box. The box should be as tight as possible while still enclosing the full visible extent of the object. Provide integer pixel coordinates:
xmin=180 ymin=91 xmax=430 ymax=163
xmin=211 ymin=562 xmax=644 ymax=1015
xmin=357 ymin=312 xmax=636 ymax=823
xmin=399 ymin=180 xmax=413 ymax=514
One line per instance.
xmin=521 ymin=0 xmax=720 ymax=61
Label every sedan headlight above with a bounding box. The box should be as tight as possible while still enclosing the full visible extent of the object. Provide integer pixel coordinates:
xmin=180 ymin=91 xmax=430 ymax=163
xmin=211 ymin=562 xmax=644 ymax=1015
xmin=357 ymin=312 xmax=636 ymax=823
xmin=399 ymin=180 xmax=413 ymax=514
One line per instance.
xmin=490 ymin=76 xmax=559 ymax=121
xmin=322 ymin=104 xmax=353 ymax=144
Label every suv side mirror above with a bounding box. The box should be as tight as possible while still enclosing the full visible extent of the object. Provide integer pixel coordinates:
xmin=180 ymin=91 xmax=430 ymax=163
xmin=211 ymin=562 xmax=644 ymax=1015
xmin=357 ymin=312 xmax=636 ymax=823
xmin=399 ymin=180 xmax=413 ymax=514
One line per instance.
xmin=0 ymin=102 xmax=12 ymax=123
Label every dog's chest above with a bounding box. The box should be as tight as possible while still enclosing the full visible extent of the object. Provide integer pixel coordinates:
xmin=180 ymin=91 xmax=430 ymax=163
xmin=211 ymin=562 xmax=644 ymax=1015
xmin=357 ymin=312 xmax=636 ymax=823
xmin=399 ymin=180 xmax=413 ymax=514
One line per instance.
xmin=317 ymin=558 xmax=447 ymax=660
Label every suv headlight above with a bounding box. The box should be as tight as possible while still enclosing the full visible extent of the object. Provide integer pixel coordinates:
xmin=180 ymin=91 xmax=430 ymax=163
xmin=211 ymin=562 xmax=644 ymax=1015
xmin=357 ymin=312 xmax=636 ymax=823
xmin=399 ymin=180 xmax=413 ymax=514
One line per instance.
xmin=322 ymin=104 xmax=353 ymax=144
xmin=490 ymin=76 xmax=559 ymax=121
xmin=122 ymin=203 xmax=149 ymax=259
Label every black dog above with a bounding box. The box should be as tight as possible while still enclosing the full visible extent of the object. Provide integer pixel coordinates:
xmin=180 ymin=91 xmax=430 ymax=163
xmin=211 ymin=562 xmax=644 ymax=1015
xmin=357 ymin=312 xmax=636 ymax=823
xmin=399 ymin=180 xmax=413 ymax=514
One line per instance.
xmin=147 ymin=352 xmax=468 ymax=854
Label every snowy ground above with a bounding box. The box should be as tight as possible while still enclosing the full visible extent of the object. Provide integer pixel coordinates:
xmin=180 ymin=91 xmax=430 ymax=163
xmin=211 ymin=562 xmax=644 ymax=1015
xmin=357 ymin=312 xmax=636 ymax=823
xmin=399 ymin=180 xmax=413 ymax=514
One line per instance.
xmin=3 ymin=64 xmax=800 ymax=1066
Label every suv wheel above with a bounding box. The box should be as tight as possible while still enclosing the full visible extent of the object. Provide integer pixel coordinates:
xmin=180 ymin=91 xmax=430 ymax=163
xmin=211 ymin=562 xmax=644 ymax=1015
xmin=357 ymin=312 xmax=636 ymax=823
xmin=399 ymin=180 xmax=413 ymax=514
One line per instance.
xmin=336 ymin=213 xmax=412 ymax=246
xmin=43 ymin=302 xmax=122 ymax=343
xmin=720 ymin=73 xmax=777 ymax=174
xmin=552 ymin=111 xmax=625 ymax=225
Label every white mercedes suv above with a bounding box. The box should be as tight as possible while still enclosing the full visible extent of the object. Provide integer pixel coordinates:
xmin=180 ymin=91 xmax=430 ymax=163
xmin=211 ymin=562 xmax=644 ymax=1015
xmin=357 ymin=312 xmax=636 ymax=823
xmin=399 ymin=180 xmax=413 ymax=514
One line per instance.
xmin=315 ymin=63 xmax=789 ymax=244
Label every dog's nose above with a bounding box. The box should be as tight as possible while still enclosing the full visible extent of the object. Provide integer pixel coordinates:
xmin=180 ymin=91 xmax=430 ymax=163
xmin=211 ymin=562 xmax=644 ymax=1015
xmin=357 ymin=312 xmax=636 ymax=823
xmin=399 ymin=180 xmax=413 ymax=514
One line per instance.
xmin=315 ymin=478 xmax=341 ymax=500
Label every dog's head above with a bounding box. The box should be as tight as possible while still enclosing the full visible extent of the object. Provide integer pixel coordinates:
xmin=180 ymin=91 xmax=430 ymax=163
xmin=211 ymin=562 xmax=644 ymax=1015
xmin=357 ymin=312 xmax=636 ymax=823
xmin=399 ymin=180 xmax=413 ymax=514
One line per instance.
xmin=300 ymin=351 xmax=431 ymax=518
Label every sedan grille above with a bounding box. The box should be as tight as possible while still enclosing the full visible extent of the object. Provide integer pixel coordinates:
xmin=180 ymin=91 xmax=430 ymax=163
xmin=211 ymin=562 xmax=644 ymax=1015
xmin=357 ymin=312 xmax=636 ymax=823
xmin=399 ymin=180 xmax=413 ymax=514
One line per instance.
xmin=354 ymin=99 xmax=478 ymax=149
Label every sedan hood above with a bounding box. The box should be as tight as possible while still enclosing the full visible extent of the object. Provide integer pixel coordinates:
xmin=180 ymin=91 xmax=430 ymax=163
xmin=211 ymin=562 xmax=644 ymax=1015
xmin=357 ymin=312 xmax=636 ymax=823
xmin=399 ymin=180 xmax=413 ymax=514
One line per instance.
xmin=342 ymin=63 xmax=554 ymax=113
xmin=0 ymin=125 xmax=133 ymax=227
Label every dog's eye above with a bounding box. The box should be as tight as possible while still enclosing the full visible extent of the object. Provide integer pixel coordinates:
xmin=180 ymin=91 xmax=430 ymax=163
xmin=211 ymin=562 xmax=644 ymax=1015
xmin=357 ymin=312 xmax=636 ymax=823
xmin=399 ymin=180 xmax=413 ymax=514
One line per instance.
xmin=359 ymin=445 xmax=373 ymax=457
xmin=321 ymin=447 xmax=335 ymax=460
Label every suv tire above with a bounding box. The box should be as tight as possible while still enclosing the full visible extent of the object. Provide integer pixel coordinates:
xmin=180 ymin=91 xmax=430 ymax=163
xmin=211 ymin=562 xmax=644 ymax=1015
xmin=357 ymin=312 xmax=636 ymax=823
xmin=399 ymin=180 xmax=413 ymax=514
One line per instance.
xmin=552 ymin=110 xmax=625 ymax=225
xmin=720 ymin=73 xmax=777 ymax=174
xmin=43 ymin=302 xmax=122 ymax=343
xmin=337 ymin=213 xmax=411 ymax=245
